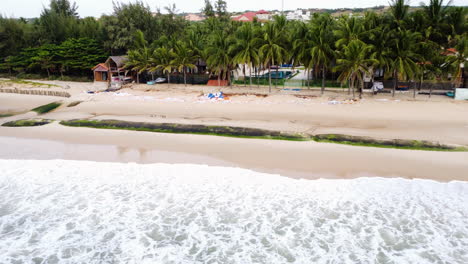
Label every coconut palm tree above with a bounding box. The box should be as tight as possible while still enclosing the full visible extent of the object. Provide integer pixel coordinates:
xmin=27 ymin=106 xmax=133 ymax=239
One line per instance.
xmin=334 ymin=40 xmax=377 ymax=98
xmin=334 ymin=16 xmax=366 ymax=48
xmin=310 ymin=13 xmax=335 ymax=95
xmin=389 ymin=0 xmax=410 ymax=29
xmin=172 ymin=41 xmax=197 ymax=86
xmin=206 ymin=30 xmax=234 ymax=86
xmin=230 ymin=22 xmax=261 ymax=88
xmin=446 ymin=34 xmax=467 ymax=88
xmin=388 ymin=30 xmax=421 ymax=97
xmin=368 ymin=25 xmax=392 ymax=94
xmin=259 ymin=20 xmax=286 ymax=92
xmin=422 ymin=0 xmax=451 ymax=44
xmin=125 ymin=30 xmax=154 ymax=83
xmin=292 ymin=22 xmax=314 ymax=88
xmin=150 ymin=47 xmax=176 ymax=88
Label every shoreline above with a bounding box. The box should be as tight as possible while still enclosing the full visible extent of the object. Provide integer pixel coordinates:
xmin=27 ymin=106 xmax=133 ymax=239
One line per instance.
xmin=1 ymin=123 xmax=468 ymax=182
xmin=1 ymin=81 xmax=468 ymax=182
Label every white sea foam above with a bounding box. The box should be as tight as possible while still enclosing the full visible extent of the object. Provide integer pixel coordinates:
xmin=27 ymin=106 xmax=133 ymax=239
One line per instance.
xmin=0 ymin=159 xmax=467 ymax=264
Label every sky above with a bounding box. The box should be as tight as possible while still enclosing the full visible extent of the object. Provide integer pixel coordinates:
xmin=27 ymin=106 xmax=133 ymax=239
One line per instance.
xmin=1 ymin=0 xmax=466 ymax=18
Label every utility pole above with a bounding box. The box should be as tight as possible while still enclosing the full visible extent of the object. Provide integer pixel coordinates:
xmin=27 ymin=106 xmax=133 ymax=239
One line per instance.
xmin=281 ymin=0 xmax=284 ymax=15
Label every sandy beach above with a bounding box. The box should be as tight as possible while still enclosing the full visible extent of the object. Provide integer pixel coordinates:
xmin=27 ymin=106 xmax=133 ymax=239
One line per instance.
xmin=1 ymin=80 xmax=468 ymax=181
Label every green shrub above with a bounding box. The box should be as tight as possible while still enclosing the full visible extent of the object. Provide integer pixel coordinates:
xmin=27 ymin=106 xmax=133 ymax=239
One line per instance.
xmin=0 ymin=79 xmax=58 ymax=88
xmin=31 ymin=102 xmax=62 ymax=114
xmin=2 ymin=119 xmax=52 ymax=127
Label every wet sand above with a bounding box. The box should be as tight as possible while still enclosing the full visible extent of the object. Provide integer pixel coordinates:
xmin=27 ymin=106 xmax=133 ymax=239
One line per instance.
xmin=1 ymin=123 xmax=467 ymax=181
xmin=1 ymin=81 xmax=468 ymax=181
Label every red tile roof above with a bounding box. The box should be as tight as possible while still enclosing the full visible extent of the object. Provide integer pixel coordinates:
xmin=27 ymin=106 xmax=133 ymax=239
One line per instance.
xmin=232 ymin=10 xmax=270 ymax=22
xmin=92 ymin=63 xmax=108 ymax=72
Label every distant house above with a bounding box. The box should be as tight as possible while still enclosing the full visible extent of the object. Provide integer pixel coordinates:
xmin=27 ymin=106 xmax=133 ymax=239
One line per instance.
xmin=185 ymin=13 xmax=205 ymax=22
xmin=232 ymin=10 xmax=270 ymax=22
xmin=92 ymin=56 xmax=134 ymax=84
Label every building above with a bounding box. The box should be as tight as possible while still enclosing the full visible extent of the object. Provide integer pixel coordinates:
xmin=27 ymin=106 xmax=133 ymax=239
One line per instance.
xmin=232 ymin=10 xmax=271 ymax=22
xmin=285 ymin=9 xmax=311 ymax=21
xmin=92 ymin=56 xmax=134 ymax=85
xmin=184 ymin=13 xmax=205 ymax=22
xmin=91 ymin=63 xmax=109 ymax=82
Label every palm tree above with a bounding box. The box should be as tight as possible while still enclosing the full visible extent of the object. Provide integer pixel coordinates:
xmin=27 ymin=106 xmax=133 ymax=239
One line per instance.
xmin=334 ymin=40 xmax=377 ymax=98
xmin=388 ymin=30 xmax=421 ymax=97
xmin=150 ymin=47 xmax=176 ymax=88
xmin=310 ymin=13 xmax=335 ymax=95
xmin=230 ymin=23 xmax=261 ymax=88
xmin=389 ymin=0 xmax=410 ymax=29
xmin=446 ymin=34 xmax=467 ymax=88
xmin=368 ymin=25 xmax=392 ymax=94
xmin=125 ymin=31 xmax=154 ymax=83
xmin=422 ymin=0 xmax=451 ymax=44
xmin=259 ymin=19 xmax=286 ymax=92
xmin=206 ymin=30 xmax=234 ymax=86
xmin=334 ymin=16 xmax=365 ymax=48
xmin=172 ymin=41 xmax=197 ymax=86
xmin=292 ymin=22 xmax=313 ymax=88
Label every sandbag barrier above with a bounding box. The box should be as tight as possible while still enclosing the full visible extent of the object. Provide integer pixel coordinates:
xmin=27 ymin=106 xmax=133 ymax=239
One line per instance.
xmin=0 ymin=88 xmax=70 ymax=98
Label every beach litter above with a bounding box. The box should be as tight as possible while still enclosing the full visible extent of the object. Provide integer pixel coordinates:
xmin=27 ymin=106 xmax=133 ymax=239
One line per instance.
xmin=282 ymin=88 xmax=301 ymax=92
xmin=203 ymin=92 xmax=230 ymax=101
xmin=327 ymin=99 xmax=359 ymax=105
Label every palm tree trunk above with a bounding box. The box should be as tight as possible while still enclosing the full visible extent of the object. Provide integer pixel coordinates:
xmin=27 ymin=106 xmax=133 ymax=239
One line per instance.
xmin=348 ymin=80 xmax=350 ymax=95
xmin=137 ymin=73 xmax=140 ymax=84
xmin=275 ymin=67 xmax=279 ymax=88
xmin=184 ymin=68 xmax=187 ymax=87
xmin=360 ymin=76 xmax=364 ymax=99
xmin=218 ymin=73 xmax=220 ymax=87
xmin=244 ymin=64 xmax=246 ymax=87
xmin=167 ymin=73 xmax=170 ymax=88
xmin=413 ymin=80 xmax=416 ymax=99
xmin=249 ymin=66 xmax=252 ymax=88
xmin=418 ymin=76 xmax=423 ymax=91
xmin=321 ymin=66 xmax=325 ymax=95
xmin=351 ymin=76 xmax=355 ymax=98
xmin=307 ymin=68 xmax=310 ymax=89
xmin=393 ymin=70 xmax=398 ymax=97
xmin=268 ymin=65 xmax=272 ymax=93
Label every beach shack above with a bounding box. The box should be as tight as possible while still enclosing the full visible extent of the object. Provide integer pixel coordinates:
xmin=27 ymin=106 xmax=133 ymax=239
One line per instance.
xmin=91 ymin=63 xmax=109 ymax=82
xmin=92 ymin=56 xmax=135 ymax=88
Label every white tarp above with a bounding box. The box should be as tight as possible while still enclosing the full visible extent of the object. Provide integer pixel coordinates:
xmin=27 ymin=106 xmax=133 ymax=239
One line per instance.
xmin=455 ymin=88 xmax=468 ymax=100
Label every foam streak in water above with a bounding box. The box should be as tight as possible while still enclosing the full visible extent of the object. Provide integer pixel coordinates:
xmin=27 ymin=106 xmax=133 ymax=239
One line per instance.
xmin=0 ymin=159 xmax=467 ymax=264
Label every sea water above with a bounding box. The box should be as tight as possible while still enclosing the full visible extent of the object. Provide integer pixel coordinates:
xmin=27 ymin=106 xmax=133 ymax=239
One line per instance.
xmin=0 ymin=159 xmax=467 ymax=264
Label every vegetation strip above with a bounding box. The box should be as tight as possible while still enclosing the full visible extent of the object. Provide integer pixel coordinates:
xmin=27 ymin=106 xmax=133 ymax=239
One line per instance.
xmin=313 ymin=134 xmax=467 ymax=152
xmin=67 ymin=101 xmax=82 ymax=107
xmin=59 ymin=120 xmax=308 ymax=141
xmin=2 ymin=119 xmax=53 ymax=127
xmin=0 ymin=79 xmax=59 ymax=88
xmin=32 ymin=102 xmax=62 ymax=114
xmin=59 ymin=119 xmax=466 ymax=151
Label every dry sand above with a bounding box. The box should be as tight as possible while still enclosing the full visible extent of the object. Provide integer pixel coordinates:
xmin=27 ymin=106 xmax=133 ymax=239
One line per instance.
xmin=1 ymin=80 xmax=467 ymax=181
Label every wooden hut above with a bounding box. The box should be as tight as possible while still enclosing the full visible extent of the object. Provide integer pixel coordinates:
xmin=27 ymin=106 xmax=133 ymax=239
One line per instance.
xmin=92 ymin=56 xmax=133 ymax=84
xmin=91 ymin=63 xmax=109 ymax=82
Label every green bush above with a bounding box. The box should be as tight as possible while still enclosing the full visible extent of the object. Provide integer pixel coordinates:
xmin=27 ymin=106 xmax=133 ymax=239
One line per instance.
xmin=31 ymin=102 xmax=62 ymax=114
xmin=2 ymin=119 xmax=52 ymax=127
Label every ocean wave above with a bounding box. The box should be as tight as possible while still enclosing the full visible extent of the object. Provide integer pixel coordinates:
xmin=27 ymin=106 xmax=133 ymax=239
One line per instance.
xmin=0 ymin=159 xmax=467 ymax=264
